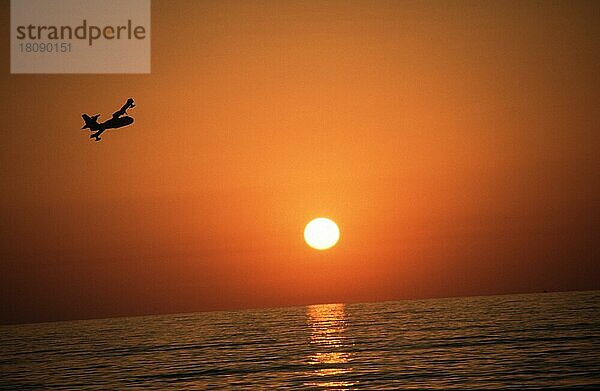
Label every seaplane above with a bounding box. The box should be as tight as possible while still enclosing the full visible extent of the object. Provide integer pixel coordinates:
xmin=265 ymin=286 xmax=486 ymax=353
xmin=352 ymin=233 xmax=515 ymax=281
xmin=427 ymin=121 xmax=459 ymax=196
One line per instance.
xmin=81 ymin=98 xmax=135 ymax=141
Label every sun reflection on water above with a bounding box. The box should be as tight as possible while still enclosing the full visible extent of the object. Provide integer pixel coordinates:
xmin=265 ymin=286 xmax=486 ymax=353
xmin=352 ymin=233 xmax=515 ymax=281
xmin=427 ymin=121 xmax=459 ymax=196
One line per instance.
xmin=305 ymin=304 xmax=356 ymax=389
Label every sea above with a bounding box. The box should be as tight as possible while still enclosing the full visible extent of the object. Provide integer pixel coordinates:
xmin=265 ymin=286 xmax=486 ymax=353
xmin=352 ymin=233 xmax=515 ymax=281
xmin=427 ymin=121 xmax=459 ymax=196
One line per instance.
xmin=1 ymin=290 xmax=599 ymax=389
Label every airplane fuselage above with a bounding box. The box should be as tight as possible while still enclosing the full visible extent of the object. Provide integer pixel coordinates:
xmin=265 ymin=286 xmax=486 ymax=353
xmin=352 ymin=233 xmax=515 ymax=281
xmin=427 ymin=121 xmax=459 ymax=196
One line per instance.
xmin=98 ymin=115 xmax=134 ymax=131
xmin=89 ymin=116 xmax=134 ymax=141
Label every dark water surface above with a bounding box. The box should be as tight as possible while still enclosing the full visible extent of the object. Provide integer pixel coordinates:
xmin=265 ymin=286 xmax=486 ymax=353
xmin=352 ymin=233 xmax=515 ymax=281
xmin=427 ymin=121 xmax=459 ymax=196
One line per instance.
xmin=1 ymin=291 xmax=599 ymax=389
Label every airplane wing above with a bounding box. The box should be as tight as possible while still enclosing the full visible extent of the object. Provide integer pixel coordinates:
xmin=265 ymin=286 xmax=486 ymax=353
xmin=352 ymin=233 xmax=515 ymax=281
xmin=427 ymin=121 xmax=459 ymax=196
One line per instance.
xmin=112 ymin=98 xmax=135 ymax=118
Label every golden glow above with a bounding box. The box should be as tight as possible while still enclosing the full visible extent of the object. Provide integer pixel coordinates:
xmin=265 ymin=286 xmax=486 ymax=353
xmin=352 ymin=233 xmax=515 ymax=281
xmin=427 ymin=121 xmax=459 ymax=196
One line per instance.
xmin=304 ymin=218 xmax=340 ymax=250
xmin=304 ymin=304 xmax=356 ymax=388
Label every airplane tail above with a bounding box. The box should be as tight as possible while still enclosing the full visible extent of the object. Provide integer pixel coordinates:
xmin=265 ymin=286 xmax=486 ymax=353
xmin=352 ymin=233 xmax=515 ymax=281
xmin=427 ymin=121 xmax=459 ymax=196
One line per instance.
xmin=81 ymin=114 xmax=100 ymax=130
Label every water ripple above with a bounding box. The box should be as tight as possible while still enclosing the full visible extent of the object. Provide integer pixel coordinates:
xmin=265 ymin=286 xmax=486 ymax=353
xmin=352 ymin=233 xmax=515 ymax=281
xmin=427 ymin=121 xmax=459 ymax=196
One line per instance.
xmin=1 ymin=291 xmax=599 ymax=389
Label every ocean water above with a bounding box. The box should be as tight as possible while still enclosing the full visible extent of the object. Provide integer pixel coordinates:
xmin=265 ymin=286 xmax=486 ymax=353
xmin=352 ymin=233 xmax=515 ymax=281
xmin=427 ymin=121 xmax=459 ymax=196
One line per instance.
xmin=1 ymin=291 xmax=599 ymax=389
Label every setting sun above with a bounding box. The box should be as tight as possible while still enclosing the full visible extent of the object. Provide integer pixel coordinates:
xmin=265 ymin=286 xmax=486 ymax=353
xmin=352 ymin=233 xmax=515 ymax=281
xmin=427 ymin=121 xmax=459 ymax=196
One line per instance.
xmin=304 ymin=218 xmax=340 ymax=250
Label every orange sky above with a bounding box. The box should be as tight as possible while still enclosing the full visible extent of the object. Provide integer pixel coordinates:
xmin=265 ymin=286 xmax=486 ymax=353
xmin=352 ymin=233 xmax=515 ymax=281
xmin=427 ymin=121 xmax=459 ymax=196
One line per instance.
xmin=1 ymin=1 xmax=599 ymax=324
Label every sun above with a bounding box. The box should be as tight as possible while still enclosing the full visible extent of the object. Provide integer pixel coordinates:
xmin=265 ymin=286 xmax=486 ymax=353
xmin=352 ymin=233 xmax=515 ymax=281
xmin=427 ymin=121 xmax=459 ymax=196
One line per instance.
xmin=304 ymin=218 xmax=340 ymax=250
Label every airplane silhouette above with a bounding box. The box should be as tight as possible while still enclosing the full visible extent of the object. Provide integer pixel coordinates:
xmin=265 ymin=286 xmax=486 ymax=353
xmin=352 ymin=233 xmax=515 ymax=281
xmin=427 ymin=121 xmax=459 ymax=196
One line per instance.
xmin=81 ymin=98 xmax=135 ymax=141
